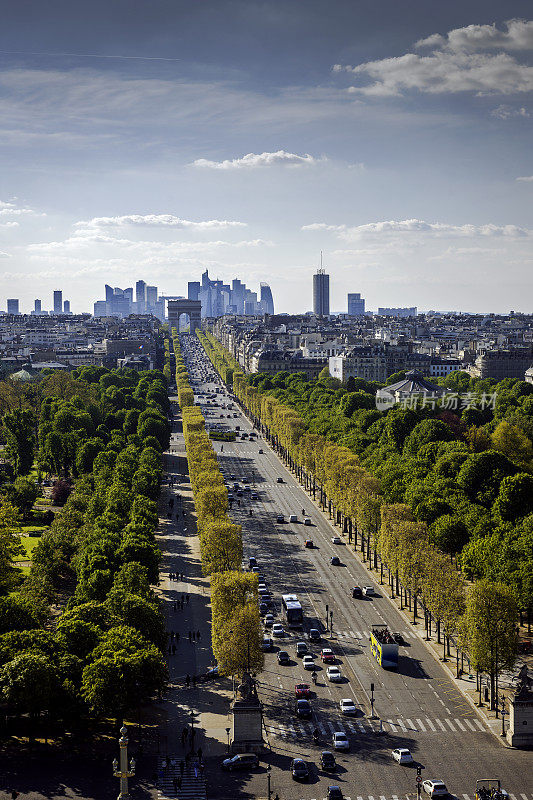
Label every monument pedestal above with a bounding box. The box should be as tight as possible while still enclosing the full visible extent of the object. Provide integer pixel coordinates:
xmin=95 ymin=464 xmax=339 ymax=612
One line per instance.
xmin=506 ymin=665 xmax=533 ymax=748
xmin=230 ymin=672 xmax=264 ymax=753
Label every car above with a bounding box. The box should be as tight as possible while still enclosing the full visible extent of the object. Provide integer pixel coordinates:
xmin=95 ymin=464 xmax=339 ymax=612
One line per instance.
xmin=221 ymin=753 xmax=259 ymax=771
xmin=330 ymin=556 xmax=340 ymax=566
xmin=251 ymin=565 xmax=259 ymax=573
xmin=272 ymin=623 xmax=285 ymax=637
xmin=327 ymin=666 xmax=342 ymax=682
xmin=302 ymin=654 xmax=315 ymax=670
xmin=248 ymin=557 xmax=257 ymax=568
xmin=309 ymin=628 xmax=321 ymax=642
xmin=327 ymin=788 xmax=343 ymax=800
xmin=422 ymin=781 xmax=448 ymax=797
xmin=262 ymin=636 xmax=273 ymax=651
xmin=264 ymin=613 xmax=275 ymax=627
xmin=321 ymin=648 xmax=335 ymax=663
xmin=258 ymin=448 xmax=264 ymax=453
xmin=294 ymin=699 xmax=312 ymax=719
xmin=251 ymin=492 xmax=258 ymax=499
xmin=277 ymin=650 xmax=290 ymax=665
xmin=340 ymin=698 xmax=357 ymax=715
xmin=295 ymin=683 xmax=311 ymax=698
xmin=392 ymin=748 xmax=414 ymax=765
xmin=363 ymin=586 xmax=375 ymax=597
xmin=276 ymin=477 xmax=283 ymax=483
xmin=291 ymin=759 xmax=309 ymax=781
xmin=304 ymin=517 xmax=312 ymax=526
xmin=320 ymin=751 xmax=337 ymax=771
xmin=331 ymin=536 xmax=342 ymax=544
xmin=198 ymin=665 xmax=219 ymax=682
xmin=351 ymin=586 xmax=363 ymax=599
xmin=243 ymin=485 xmax=251 ymax=493
xmin=276 ymin=514 xmax=285 ymax=523
xmin=304 ymin=539 xmax=314 ymax=548
xmin=296 ymin=641 xmax=309 ymax=657
xmin=332 ymin=732 xmax=350 ymax=751
xmin=236 ymin=489 xmax=243 ymax=497
xmin=259 ymin=602 xmax=269 ymax=614
xmin=289 ymin=514 xmax=298 ymax=523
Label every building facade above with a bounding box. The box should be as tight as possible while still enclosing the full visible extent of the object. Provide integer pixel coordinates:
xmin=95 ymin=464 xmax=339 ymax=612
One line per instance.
xmin=313 ymin=269 xmax=330 ymax=316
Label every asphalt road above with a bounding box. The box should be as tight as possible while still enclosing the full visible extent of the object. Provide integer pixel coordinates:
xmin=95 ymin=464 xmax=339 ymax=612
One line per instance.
xmin=181 ymin=335 xmax=533 ymax=800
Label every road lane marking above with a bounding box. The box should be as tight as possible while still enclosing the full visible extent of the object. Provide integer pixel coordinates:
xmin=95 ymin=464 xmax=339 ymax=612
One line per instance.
xmin=435 ymin=719 xmax=447 ymax=731
xmin=445 ymin=718 xmax=456 ymax=731
xmin=416 ymin=718 xmax=426 ymax=731
xmin=454 ymin=718 xmax=466 ymax=731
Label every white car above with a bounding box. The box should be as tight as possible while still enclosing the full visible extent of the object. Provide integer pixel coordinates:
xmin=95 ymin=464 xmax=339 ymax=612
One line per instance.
xmin=302 ymin=655 xmax=315 ymax=670
xmin=326 ymin=666 xmax=342 ymax=682
xmin=362 ymin=586 xmax=375 ymax=597
xmin=331 ymin=536 xmax=342 ymax=544
xmin=392 ymin=748 xmax=414 ymax=765
xmin=332 ymin=731 xmax=350 ymax=751
xmin=422 ymin=780 xmax=448 ymax=797
xmin=289 ymin=514 xmax=298 ymax=523
xmin=340 ymin=698 xmax=357 ymax=715
xmin=272 ymin=623 xmax=285 ymax=637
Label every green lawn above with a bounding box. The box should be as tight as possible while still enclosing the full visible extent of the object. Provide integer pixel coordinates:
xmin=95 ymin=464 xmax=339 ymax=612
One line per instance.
xmin=16 ymin=535 xmax=42 ymax=560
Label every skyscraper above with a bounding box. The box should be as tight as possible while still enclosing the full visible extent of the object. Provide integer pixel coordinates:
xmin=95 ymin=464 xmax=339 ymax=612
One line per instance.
xmin=313 ymin=269 xmax=329 ymax=316
xmin=347 ymin=293 xmax=365 ymax=316
xmin=34 ymin=299 xmax=42 ymax=313
xmin=105 ymin=284 xmax=114 ymax=302
xmin=53 ymin=290 xmax=63 ymax=314
xmin=188 ymin=281 xmax=200 ymax=301
xmin=260 ymin=283 xmax=274 ymax=315
xmin=7 ymin=298 xmax=19 ymax=315
xmin=135 ymin=280 xmax=146 ymax=313
xmin=63 ymin=300 xmax=71 ymax=313
xmin=146 ymin=285 xmax=158 ymax=312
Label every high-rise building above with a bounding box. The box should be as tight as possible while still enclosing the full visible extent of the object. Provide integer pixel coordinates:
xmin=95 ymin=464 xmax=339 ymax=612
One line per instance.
xmin=34 ymin=299 xmax=42 ymax=313
xmin=146 ymin=285 xmax=158 ymax=312
xmin=7 ymin=298 xmax=19 ymax=315
xmin=260 ymin=283 xmax=274 ymax=315
xmin=348 ymin=292 xmax=365 ymax=316
xmin=135 ymin=280 xmax=146 ymax=313
xmin=313 ymin=269 xmax=330 ymax=316
xmin=53 ymin=290 xmax=63 ymax=314
xmin=105 ymin=284 xmax=114 ymax=302
xmin=63 ymin=300 xmax=71 ymax=314
xmin=188 ymin=281 xmax=200 ymax=301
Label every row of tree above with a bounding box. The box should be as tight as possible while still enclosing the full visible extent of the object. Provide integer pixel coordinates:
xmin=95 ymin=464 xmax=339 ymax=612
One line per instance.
xmin=0 ymin=365 xmax=170 ymax=727
xmin=176 ymin=335 xmax=263 ymax=677
xmin=199 ymin=332 xmax=519 ymax=707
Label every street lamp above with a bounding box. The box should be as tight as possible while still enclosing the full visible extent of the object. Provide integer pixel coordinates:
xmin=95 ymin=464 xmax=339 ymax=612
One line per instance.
xmin=267 ymin=764 xmax=272 ymax=800
xmin=225 ymin=726 xmax=231 ymax=753
xmin=112 ymin=725 xmax=135 ymax=800
xmin=500 ymin=698 xmax=507 ymax=737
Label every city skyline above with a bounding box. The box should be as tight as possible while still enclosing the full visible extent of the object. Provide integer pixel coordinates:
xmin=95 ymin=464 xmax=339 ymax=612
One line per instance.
xmin=1 ymin=2 xmax=532 ymax=314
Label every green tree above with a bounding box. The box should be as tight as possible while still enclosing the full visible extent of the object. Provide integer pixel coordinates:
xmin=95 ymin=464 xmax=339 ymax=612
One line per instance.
xmin=0 ymin=502 xmax=23 ymax=594
xmin=3 ymin=409 xmax=35 ymax=475
xmin=0 ymin=652 xmax=58 ymax=717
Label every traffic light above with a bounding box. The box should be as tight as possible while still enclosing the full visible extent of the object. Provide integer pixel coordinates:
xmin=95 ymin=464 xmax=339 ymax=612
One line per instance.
xmin=417 ymin=766 xmax=422 ymax=777
xmin=370 ymin=683 xmax=375 ymax=693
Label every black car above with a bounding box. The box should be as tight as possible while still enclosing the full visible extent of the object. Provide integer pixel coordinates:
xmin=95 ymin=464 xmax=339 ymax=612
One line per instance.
xmin=330 ymin=556 xmax=340 ymax=566
xmin=291 ymin=759 xmax=309 ymax=781
xmin=309 ymin=628 xmax=321 ymax=642
xmin=320 ymin=751 xmax=336 ymax=771
xmin=294 ymin=699 xmax=312 ymax=719
xmin=351 ymin=586 xmax=363 ymax=599
xmin=277 ymin=650 xmax=290 ymax=665
xmin=327 ymin=787 xmax=343 ymax=800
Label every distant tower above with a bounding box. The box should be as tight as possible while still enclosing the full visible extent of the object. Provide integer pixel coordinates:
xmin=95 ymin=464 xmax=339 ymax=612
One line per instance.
xmin=347 ymin=293 xmax=365 ymax=316
xmin=53 ymin=290 xmax=63 ymax=314
xmin=260 ymin=283 xmax=274 ymax=315
xmin=313 ymin=257 xmax=330 ymax=316
xmin=7 ymin=298 xmax=19 ymax=315
xmin=34 ymin=299 xmax=42 ymax=314
xmin=63 ymin=300 xmax=71 ymax=313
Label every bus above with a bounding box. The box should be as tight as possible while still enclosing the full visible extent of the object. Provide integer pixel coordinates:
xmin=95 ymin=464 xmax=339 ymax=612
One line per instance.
xmin=370 ymin=625 xmax=399 ymax=670
xmin=281 ymin=594 xmax=304 ymax=628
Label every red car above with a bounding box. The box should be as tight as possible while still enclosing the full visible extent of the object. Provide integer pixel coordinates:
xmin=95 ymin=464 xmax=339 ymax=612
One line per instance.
xmin=321 ymin=648 xmax=335 ymax=663
xmin=295 ymin=683 xmax=311 ymax=698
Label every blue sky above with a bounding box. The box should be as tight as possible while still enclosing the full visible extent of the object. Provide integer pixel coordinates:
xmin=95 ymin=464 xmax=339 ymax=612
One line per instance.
xmin=0 ymin=1 xmax=532 ymax=314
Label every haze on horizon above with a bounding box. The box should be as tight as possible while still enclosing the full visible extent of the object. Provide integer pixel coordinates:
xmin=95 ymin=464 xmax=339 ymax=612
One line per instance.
xmin=0 ymin=0 xmax=532 ymax=315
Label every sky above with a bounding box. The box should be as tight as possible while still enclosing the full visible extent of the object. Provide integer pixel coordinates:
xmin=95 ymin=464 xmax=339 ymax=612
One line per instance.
xmin=0 ymin=0 xmax=532 ymax=315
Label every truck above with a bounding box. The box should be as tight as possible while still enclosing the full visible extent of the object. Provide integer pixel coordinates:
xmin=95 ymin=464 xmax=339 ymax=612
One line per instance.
xmin=370 ymin=625 xmax=399 ymax=669
xmin=475 ymin=780 xmax=509 ymax=800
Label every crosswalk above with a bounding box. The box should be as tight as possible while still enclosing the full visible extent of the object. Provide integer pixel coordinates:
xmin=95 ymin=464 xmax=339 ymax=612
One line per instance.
xmin=156 ymin=755 xmax=207 ymax=800
xmin=299 ymin=795 xmax=532 ymax=800
xmin=264 ymin=715 xmax=487 ymax=740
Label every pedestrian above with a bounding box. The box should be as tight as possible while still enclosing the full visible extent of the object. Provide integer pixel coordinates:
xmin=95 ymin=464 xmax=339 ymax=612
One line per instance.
xmin=172 ymin=777 xmax=178 ymax=794
xmin=172 ymin=643 xmax=176 ymax=654
xmin=192 ymin=631 xmax=196 ymax=641
xmin=197 ymin=746 xmax=203 ymax=762
xmin=186 ymin=595 xmax=190 ymax=604
xmin=192 ymin=674 xmax=196 ymax=687
xmin=188 ymin=630 xmax=192 ymax=641
xmin=185 ymin=674 xmax=190 ymax=688
xmin=173 ymin=602 xmax=177 ymax=611
xmin=177 ymin=776 xmax=182 ymax=790
xmin=179 ymin=760 xmax=184 ymax=777
xmin=197 ymin=629 xmax=201 ymax=640
xmin=170 ymin=630 xmax=175 ymax=640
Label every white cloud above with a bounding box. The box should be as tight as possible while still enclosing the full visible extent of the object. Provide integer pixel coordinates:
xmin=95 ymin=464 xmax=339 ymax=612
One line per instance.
xmin=192 ymin=150 xmax=325 ymax=169
xmin=0 ymin=199 xmax=45 ymax=219
xmin=302 ymin=219 xmax=532 ymax=239
xmin=516 ymin=175 xmax=533 ymax=181
xmin=491 ymin=104 xmax=530 ymax=118
xmin=74 ymin=214 xmax=246 ymax=231
xmin=415 ymin=19 xmax=533 ymax=52
xmin=334 ymin=19 xmax=533 ymax=96
xmin=0 ymin=251 xmax=10 ymax=258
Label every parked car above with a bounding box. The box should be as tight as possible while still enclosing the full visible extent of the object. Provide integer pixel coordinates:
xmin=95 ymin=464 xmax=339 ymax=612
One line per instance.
xmin=332 ymin=731 xmax=349 ymax=751
xmin=222 ymin=753 xmax=259 ymax=771
xmin=320 ymin=751 xmax=337 ymax=771
xmin=392 ymin=748 xmax=414 ymax=765
xmin=291 ymin=759 xmax=309 ymax=781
